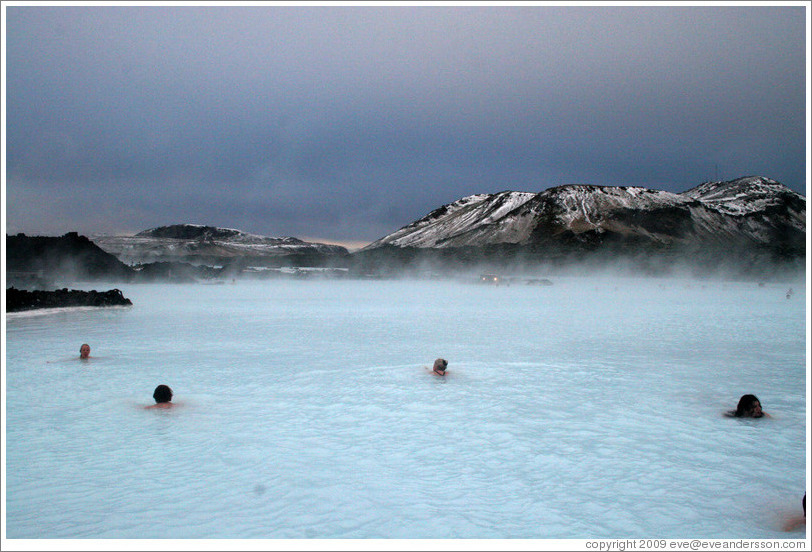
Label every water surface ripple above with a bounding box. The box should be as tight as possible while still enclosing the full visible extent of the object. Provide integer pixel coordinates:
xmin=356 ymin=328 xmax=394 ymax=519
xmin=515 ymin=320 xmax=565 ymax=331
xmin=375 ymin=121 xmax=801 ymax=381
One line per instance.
xmin=5 ymin=277 xmax=807 ymax=539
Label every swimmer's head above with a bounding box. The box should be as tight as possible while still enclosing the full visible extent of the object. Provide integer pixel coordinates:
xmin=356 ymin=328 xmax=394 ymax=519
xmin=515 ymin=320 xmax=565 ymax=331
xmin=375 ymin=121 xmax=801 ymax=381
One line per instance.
xmin=735 ymin=394 xmax=763 ymax=418
xmin=79 ymin=344 xmax=90 ymax=359
xmin=153 ymin=385 xmax=173 ymax=404
xmin=433 ymin=358 xmax=448 ymax=375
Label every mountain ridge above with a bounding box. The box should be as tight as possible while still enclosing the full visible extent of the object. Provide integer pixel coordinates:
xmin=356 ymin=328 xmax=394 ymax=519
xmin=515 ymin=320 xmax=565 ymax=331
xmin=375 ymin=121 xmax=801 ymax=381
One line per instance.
xmin=94 ymin=224 xmax=349 ymax=266
xmin=6 ymin=176 xmax=806 ymax=283
xmin=365 ymin=176 xmax=805 ymax=251
xmin=355 ymin=176 xmax=805 ymax=278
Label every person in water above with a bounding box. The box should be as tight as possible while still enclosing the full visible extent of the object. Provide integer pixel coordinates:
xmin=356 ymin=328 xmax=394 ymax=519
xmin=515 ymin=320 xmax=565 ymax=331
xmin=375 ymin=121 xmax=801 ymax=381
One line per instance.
xmin=431 ymin=358 xmax=448 ymax=376
xmin=784 ymin=492 xmax=806 ymax=531
xmin=727 ymin=394 xmax=770 ymax=418
xmin=146 ymin=384 xmax=174 ymax=409
xmin=79 ymin=343 xmax=91 ymax=359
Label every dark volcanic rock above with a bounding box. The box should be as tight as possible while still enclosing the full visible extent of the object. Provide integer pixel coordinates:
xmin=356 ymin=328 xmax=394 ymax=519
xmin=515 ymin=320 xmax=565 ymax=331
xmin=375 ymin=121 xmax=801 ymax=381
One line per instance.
xmin=6 ymin=232 xmax=135 ymax=282
xmin=6 ymin=287 xmax=133 ymax=313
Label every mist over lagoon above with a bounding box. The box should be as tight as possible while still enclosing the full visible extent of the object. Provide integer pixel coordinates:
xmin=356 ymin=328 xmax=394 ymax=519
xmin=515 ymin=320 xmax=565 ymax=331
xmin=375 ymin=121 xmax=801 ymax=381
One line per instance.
xmin=4 ymin=275 xmax=807 ymax=540
xmin=4 ymin=3 xmax=808 ymax=546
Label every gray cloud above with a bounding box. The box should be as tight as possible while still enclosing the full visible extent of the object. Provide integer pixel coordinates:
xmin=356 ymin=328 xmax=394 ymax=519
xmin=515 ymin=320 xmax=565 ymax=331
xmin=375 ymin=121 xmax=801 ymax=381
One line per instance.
xmin=4 ymin=4 xmax=807 ymax=244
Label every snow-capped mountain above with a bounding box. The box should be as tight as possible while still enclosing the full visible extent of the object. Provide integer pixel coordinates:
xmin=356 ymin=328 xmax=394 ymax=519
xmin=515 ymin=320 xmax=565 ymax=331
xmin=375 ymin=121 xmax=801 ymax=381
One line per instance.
xmin=364 ymin=176 xmax=805 ymax=253
xmin=681 ymin=176 xmax=806 ymax=217
xmin=370 ymin=191 xmax=538 ymax=248
xmin=93 ymin=224 xmax=349 ymax=265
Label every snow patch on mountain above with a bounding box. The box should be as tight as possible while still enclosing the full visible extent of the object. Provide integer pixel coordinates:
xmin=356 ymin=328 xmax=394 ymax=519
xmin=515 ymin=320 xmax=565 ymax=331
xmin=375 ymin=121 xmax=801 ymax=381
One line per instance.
xmin=94 ymin=224 xmax=348 ymax=265
xmin=539 ymin=185 xmax=694 ymax=229
xmin=364 ymin=177 xmax=805 ymax=251
xmin=682 ymin=176 xmax=800 ymax=215
xmin=367 ymin=191 xmax=536 ymax=248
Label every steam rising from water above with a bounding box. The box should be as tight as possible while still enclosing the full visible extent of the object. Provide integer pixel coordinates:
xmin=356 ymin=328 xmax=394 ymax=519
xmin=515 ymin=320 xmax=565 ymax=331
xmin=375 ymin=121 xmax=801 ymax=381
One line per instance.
xmin=4 ymin=276 xmax=807 ymax=541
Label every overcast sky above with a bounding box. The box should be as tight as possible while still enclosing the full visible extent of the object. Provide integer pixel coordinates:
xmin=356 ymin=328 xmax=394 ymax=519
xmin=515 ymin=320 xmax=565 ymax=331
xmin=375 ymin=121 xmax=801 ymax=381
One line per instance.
xmin=3 ymin=2 xmax=808 ymax=247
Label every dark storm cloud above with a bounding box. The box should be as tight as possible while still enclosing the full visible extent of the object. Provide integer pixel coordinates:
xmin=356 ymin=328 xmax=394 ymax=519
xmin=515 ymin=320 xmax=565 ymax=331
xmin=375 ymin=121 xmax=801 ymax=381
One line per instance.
xmin=4 ymin=4 xmax=807 ymax=244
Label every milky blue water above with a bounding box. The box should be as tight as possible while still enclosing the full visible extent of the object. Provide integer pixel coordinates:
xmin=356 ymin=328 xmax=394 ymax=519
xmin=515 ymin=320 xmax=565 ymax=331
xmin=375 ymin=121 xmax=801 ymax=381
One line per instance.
xmin=4 ymin=276 xmax=808 ymax=540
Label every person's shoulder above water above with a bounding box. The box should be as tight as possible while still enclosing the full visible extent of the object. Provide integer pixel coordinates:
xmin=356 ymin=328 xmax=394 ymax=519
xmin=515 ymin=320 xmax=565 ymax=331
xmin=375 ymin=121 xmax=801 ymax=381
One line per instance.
xmin=725 ymin=394 xmax=771 ymax=418
xmin=145 ymin=384 xmax=178 ymax=409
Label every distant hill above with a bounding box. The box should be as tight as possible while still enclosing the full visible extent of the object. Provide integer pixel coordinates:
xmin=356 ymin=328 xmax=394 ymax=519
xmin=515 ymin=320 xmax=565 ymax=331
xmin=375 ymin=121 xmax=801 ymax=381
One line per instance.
xmin=355 ymin=176 xmax=806 ymax=277
xmin=93 ymin=224 xmax=350 ymax=267
xmin=6 ymin=232 xmax=136 ymax=285
xmin=6 ymin=178 xmax=805 ymax=285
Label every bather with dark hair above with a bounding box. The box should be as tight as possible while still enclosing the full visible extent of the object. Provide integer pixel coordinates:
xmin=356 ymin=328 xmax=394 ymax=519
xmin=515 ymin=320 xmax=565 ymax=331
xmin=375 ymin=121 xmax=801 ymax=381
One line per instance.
xmin=726 ymin=394 xmax=770 ymax=418
xmin=146 ymin=384 xmax=175 ymax=409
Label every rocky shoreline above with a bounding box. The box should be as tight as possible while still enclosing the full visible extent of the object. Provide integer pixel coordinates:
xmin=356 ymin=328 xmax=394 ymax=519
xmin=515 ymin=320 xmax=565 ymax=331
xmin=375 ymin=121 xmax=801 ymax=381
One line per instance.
xmin=6 ymin=287 xmax=133 ymax=313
